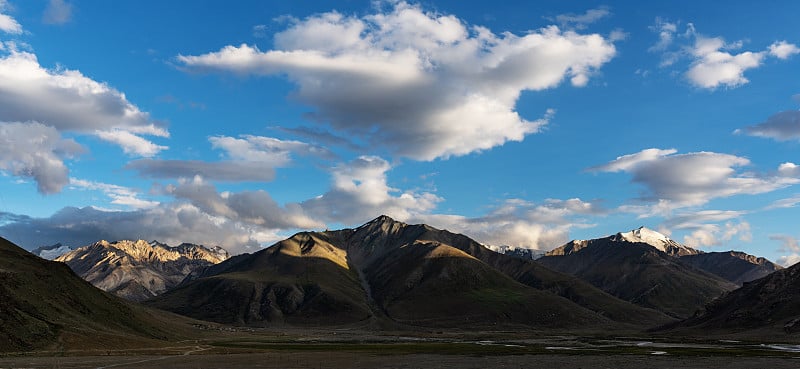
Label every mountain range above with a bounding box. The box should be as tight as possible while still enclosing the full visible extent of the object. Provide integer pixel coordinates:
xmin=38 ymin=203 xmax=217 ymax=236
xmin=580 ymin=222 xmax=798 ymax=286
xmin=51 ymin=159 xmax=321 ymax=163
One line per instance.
xmin=537 ymin=226 xmax=780 ymax=318
xmin=0 ymin=236 xmax=192 ymax=352
xmin=3 ymin=215 xmax=795 ymax=352
xmin=55 ymin=240 xmax=229 ymax=302
xmin=147 ymin=215 xmax=671 ymax=329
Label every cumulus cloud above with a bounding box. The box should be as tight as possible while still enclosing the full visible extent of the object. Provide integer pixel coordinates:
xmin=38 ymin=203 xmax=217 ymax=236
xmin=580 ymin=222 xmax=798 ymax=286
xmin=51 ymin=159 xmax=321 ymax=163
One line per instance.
xmin=736 ymin=110 xmax=800 ymax=141
xmin=0 ymin=50 xmax=166 ymax=138
xmin=127 ymin=159 xmax=276 ymax=182
xmin=0 ymin=122 xmax=84 ymax=194
xmin=768 ymin=41 xmax=800 ymax=59
xmin=95 ymin=129 xmax=167 ymax=157
xmin=648 ymin=21 xmax=796 ymax=89
xmin=166 ymin=176 xmax=322 ymax=230
xmin=177 ymin=2 xmax=616 ymax=160
xmin=0 ymin=0 xmax=21 ymax=34
xmin=679 ymin=221 xmax=751 ymax=248
xmin=209 ymin=134 xmax=336 ymax=164
xmin=0 ymin=48 xmax=168 ymax=191
xmin=648 ymin=17 xmax=677 ymax=52
xmin=0 ymin=206 xmax=285 ymax=254
xmin=414 ymin=198 xmax=603 ymax=250
xmin=685 ymin=36 xmax=765 ymax=89
xmin=550 ymin=7 xmax=611 ymax=30
xmin=42 ymin=0 xmax=72 ymax=25
xmin=68 ymin=178 xmax=159 ymax=209
xmin=301 ymin=155 xmax=441 ymax=224
xmin=127 ymin=135 xmax=331 ymax=182
xmin=592 ymin=148 xmax=799 ymax=209
xmin=771 ymin=234 xmax=800 ymax=267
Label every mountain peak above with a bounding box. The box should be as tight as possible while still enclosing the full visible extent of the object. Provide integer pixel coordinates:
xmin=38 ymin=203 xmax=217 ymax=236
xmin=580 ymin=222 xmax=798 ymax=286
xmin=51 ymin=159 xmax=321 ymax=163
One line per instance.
xmin=365 ymin=214 xmax=404 ymax=226
xmin=612 ymin=227 xmax=700 ymax=256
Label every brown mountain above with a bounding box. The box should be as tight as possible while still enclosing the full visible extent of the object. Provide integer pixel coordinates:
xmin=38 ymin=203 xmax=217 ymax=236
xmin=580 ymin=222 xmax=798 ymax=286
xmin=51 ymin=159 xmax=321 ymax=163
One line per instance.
xmin=671 ymin=261 xmax=800 ymax=335
xmin=56 ymin=240 xmax=229 ymax=302
xmin=147 ymin=216 xmax=671 ymax=329
xmin=679 ymin=251 xmax=782 ymax=285
xmin=538 ymin=228 xmax=738 ymax=319
xmin=0 ymin=236 xmax=186 ymax=352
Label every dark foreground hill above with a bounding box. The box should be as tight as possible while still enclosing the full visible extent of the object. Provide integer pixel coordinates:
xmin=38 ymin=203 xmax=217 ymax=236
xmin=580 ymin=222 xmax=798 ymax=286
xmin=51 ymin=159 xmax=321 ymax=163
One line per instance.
xmin=538 ymin=228 xmax=738 ymax=318
xmin=669 ymin=261 xmax=800 ymax=336
xmin=147 ymin=216 xmax=671 ymax=329
xmin=0 ymin=236 xmax=190 ymax=352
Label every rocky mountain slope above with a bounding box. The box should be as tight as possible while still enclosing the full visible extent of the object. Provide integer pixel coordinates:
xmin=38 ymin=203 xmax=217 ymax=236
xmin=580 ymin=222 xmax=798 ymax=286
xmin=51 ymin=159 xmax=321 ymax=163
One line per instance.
xmin=56 ymin=240 xmax=228 ymax=302
xmin=0 ymin=236 xmax=187 ymax=352
xmin=670 ymin=261 xmax=800 ymax=336
xmin=148 ymin=216 xmax=671 ymax=329
xmin=679 ymin=251 xmax=782 ymax=285
xmin=538 ymin=227 xmax=738 ymax=318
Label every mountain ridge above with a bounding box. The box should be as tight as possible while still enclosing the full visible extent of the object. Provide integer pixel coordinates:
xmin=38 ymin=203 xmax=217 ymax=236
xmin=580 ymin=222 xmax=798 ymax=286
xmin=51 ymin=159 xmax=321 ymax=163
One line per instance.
xmin=148 ymin=215 xmax=672 ymax=329
xmin=56 ymin=239 xmax=229 ymax=301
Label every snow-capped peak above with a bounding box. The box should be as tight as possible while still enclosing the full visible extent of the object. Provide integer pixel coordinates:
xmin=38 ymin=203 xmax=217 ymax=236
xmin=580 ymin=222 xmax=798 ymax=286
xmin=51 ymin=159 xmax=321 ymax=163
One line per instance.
xmin=617 ymin=227 xmax=670 ymax=248
xmin=32 ymin=243 xmax=74 ymax=260
xmin=612 ymin=226 xmax=700 ymax=256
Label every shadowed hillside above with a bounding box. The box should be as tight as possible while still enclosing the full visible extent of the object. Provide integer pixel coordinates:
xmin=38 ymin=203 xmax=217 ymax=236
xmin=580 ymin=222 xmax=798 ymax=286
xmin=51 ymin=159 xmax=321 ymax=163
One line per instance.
xmin=148 ymin=216 xmax=672 ymax=329
xmin=0 ymin=237 xmax=192 ymax=352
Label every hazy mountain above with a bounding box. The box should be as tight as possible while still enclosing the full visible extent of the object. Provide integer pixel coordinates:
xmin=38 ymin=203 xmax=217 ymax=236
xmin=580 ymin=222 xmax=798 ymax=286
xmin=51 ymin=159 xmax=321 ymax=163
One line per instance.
xmin=56 ymin=240 xmax=229 ymax=302
xmin=671 ymin=261 xmax=800 ymax=335
xmin=0 ymin=236 xmax=185 ymax=352
xmin=484 ymin=244 xmax=546 ymax=260
xmin=30 ymin=243 xmax=73 ymax=260
xmin=148 ymin=216 xmax=671 ymax=329
xmin=538 ymin=227 xmax=737 ymax=318
xmin=679 ymin=251 xmax=783 ymax=285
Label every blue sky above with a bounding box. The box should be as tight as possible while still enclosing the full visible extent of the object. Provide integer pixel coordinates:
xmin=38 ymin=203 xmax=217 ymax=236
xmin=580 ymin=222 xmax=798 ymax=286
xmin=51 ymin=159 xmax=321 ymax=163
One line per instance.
xmin=1 ymin=0 xmax=799 ymax=265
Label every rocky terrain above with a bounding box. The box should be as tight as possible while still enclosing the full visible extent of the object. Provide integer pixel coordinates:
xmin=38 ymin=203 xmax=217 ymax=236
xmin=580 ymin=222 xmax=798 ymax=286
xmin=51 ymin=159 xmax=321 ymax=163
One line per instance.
xmin=671 ymin=260 xmax=800 ymax=335
xmin=147 ymin=216 xmax=670 ymax=328
xmin=539 ymin=228 xmax=739 ymax=318
xmin=56 ymin=240 xmax=229 ymax=301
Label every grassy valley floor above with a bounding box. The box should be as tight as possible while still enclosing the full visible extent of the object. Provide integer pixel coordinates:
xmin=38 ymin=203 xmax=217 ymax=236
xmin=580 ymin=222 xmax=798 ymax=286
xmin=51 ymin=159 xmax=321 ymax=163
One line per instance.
xmin=1 ymin=328 xmax=799 ymax=369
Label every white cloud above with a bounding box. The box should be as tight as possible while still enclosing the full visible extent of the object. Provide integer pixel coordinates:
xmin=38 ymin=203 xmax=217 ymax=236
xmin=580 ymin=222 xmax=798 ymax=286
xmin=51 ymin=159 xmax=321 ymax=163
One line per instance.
xmin=95 ymin=129 xmax=167 ymax=157
xmin=0 ymin=48 xmax=168 ymax=189
xmin=414 ymin=198 xmax=603 ymax=250
xmin=592 ymin=148 xmax=799 ymax=209
xmin=768 ymin=41 xmax=800 ymax=59
xmin=127 ymin=159 xmax=276 ymax=182
xmin=551 ymin=7 xmax=611 ymax=30
xmin=209 ymin=134 xmax=336 ymax=164
xmin=736 ymin=110 xmax=800 ymax=141
xmin=686 ymin=36 xmax=765 ymax=89
xmin=680 ymin=221 xmax=751 ymax=248
xmin=0 ymin=0 xmax=21 ymax=34
xmin=301 ymin=155 xmax=442 ymax=224
xmin=649 ymin=22 xmax=794 ymax=89
xmin=177 ymin=2 xmax=616 ymax=160
xmin=0 ymin=50 xmax=166 ymax=137
xmin=42 ymin=0 xmax=72 ymax=25
xmin=648 ymin=17 xmax=677 ymax=52
xmin=69 ymin=178 xmax=159 ymax=209
xmin=766 ymin=193 xmax=800 ymax=210
xmin=167 ymin=176 xmax=322 ymax=230
xmin=127 ymin=135 xmax=332 ymax=182
xmin=0 ymin=122 xmax=84 ymax=194
xmin=771 ymin=234 xmax=800 ymax=267
xmin=0 ymin=205 xmax=286 ymax=255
